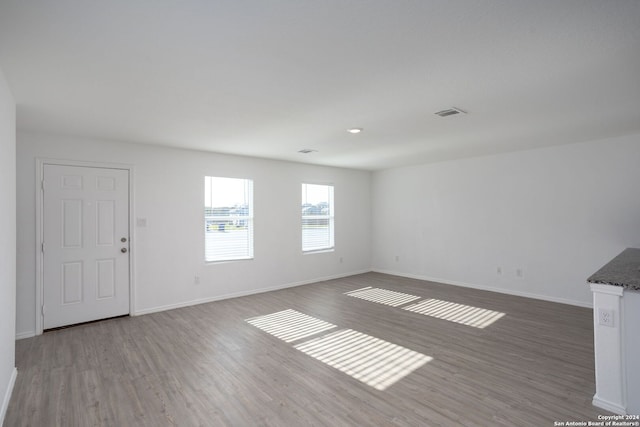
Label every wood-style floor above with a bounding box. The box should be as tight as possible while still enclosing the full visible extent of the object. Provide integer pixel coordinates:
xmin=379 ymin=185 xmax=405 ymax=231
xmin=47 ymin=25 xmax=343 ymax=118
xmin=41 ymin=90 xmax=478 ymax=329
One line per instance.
xmin=5 ymin=273 xmax=607 ymax=426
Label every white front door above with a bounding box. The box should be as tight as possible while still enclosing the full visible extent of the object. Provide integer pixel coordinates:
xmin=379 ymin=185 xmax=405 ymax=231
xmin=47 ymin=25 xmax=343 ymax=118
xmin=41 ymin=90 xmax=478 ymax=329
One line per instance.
xmin=43 ymin=164 xmax=130 ymax=329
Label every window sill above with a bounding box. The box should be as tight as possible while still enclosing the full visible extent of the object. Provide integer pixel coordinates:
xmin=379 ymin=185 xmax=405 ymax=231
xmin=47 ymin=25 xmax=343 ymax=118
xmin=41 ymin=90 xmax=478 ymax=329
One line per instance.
xmin=205 ymin=257 xmax=254 ymax=265
xmin=302 ymin=248 xmax=335 ymax=255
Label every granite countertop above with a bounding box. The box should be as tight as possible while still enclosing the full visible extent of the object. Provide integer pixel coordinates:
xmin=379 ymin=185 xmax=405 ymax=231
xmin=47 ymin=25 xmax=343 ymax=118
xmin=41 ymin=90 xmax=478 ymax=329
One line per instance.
xmin=587 ymin=248 xmax=640 ymax=291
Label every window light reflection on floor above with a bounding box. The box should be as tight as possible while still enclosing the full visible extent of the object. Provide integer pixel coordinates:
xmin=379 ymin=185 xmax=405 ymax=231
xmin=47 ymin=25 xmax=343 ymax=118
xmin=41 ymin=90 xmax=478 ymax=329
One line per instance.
xmin=246 ymin=309 xmax=336 ymax=343
xmin=295 ymin=329 xmax=432 ymax=391
xmin=345 ymin=286 xmax=421 ymax=307
xmin=403 ymin=299 xmax=505 ymax=329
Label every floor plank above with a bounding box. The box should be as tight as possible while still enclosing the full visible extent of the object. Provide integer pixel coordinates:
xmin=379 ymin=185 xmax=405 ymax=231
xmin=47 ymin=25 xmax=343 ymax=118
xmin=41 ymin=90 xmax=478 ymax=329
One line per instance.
xmin=5 ymin=272 xmax=609 ymax=426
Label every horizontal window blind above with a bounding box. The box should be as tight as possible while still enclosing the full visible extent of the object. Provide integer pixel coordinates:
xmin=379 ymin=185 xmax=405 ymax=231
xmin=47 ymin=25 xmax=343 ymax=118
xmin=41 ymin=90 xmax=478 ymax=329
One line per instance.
xmin=302 ymin=183 xmax=334 ymax=252
xmin=205 ymin=176 xmax=253 ymax=262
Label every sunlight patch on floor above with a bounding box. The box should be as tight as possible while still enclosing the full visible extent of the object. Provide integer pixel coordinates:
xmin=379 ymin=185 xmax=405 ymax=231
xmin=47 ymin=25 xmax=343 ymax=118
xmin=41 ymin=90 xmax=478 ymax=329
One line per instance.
xmin=294 ymin=329 xmax=432 ymax=390
xmin=403 ymin=299 xmax=505 ymax=329
xmin=345 ymin=286 xmax=421 ymax=307
xmin=246 ymin=309 xmax=337 ymax=342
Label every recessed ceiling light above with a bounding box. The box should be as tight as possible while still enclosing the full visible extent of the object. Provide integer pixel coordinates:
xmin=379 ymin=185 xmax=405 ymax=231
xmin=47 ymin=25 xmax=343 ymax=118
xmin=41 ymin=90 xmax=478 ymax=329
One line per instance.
xmin=298 ymin=149 xmax=317 ymax=154
xmin=347 ymin=128 xmax=363 ymax=134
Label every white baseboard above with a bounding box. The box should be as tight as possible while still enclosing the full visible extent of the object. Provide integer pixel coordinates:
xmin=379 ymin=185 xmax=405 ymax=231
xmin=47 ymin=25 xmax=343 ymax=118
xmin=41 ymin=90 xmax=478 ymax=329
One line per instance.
xmin=372 ymin=269 xmax=593 ymax=308
xmin=592 ymin=394 xmax=626 ymax=415
xmin=0 ymin=367 xmax=17 ymax=426
xmin=134 ymin=269 xmax=372 ymax=316
xmin=15 ymin=331 xmax=35 ymax=340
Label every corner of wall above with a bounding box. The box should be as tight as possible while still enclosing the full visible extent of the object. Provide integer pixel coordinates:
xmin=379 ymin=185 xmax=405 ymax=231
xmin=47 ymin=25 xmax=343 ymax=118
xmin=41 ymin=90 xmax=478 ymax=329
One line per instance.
xmin=0 ymin=64 xmax=17 ymax=426
xmin=0 ymin=368 xmax=17 ymax=425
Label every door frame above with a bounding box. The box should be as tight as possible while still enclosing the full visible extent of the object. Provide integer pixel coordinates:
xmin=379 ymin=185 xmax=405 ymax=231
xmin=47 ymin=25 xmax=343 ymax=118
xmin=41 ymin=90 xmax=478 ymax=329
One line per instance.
xmin=35 ymin=158 xmax=136 ymax=335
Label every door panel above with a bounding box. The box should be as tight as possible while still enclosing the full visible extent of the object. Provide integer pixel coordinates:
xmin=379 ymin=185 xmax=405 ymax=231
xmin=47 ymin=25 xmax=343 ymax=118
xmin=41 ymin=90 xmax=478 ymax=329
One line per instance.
xmin=43 ymin=165 xmax=130 ymax=329
xmin=61 ymin=262 xmax=83 ymax=304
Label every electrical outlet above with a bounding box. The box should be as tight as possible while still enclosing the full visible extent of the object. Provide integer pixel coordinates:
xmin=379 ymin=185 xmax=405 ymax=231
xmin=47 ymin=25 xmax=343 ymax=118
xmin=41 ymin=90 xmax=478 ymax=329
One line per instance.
xmin=339 ymin=257 xmax=344 ymax=263
xmin=497 ymin=266 xmax=503 ymax=275
xmin=516 ymin=268 xmax=524 ymax=278
xmin=194 ymin=275 xmax=201 ymax=285
xmin=395 ymin=255 xmax=399 ymax=262
xmin=598 ymin=308 xmax=615 ymax=327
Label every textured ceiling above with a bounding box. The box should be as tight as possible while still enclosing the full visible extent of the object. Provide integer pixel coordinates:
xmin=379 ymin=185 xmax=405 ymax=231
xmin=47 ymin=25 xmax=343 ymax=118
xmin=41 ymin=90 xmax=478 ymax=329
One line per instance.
xmin=1 ymin=0 xmax=639 ymax=170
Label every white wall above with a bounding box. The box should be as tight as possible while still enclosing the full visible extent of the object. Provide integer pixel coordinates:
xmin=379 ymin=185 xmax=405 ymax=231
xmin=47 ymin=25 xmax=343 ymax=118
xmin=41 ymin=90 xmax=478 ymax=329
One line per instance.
xmin=372 ymin=134 xmax=640 ymax=306
xmin=0 ymin=67 xmax=17 ymax=423
xmin=16 ymin=127 xmax=640 ymax=336
xmin=16 ymin=133 xmax=371 ymax=337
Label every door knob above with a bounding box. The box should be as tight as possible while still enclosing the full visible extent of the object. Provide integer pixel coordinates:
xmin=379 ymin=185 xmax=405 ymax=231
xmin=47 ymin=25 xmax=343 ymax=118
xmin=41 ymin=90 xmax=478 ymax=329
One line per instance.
xmin=121 ymin=248 xmax=128 ymax=253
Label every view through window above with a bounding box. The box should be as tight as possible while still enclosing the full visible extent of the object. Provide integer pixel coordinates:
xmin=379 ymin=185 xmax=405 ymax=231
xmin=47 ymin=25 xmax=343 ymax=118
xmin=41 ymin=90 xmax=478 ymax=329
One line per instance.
xmin=204 ymin=176 xmax=253 ymax=262
xmin=302 ymin=183 xmax=334 ymax=252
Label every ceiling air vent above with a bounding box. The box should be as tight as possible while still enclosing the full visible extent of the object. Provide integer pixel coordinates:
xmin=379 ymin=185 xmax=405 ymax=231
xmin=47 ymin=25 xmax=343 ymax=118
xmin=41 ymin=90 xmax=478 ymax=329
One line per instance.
xmin=434 ymin=107 xmax=467 ymax=117
xmin=298 ymin=149 xmax=317 ymax=154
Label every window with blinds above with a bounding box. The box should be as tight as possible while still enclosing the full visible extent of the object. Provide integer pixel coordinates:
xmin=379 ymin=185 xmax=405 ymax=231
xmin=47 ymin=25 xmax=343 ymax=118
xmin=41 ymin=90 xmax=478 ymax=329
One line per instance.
xmin=302 ymin=183 xmax=334 ymax=252
xmin=204 ymin=176 xmax=253 ymax=262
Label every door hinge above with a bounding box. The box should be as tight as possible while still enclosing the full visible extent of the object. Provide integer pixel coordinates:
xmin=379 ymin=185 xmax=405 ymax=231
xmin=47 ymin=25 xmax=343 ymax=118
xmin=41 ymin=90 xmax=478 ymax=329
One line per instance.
xmin=41 ymin=179 xmax=44 ymax=190
xmin=41 ymin=242 xmax=45 ymax=253
xmin=41 ymin=305 xmax=45 ymax=315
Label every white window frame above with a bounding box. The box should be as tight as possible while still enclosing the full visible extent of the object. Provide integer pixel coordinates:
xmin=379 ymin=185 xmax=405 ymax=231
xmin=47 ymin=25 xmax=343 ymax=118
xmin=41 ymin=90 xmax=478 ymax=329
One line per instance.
xmin=301 ymin=183 xmax=334 ymax=252
xmin=204 ymin=176 xmax=254 ymax=262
